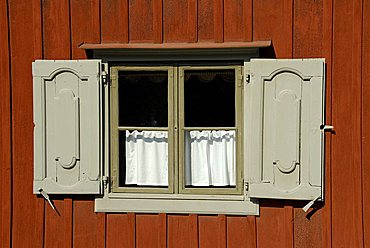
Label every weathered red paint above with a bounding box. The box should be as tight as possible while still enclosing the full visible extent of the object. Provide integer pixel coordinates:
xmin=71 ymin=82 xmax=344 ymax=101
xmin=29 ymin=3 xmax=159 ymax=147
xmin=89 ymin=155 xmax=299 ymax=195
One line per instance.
xmin=1 ymin=0 xmax=370 ymax=247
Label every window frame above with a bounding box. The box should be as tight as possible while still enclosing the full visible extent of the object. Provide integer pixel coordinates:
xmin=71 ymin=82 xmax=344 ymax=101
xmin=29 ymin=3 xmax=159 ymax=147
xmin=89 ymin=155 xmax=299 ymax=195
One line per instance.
xmin=110 ymin=66 xmax=175 ymax=194
xmin=178 ymin=65 xmax=244 ymax=195
xmin=95 ymin=60 xmax=259 ymax=215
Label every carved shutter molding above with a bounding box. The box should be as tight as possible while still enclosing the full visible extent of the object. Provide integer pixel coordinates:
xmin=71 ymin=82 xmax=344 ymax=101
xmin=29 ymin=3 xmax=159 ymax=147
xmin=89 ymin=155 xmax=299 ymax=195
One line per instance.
xmin=33 ymin=60 xmax=102 ymax=194
xmin=245 ymin=59 xmax=325 ymax=200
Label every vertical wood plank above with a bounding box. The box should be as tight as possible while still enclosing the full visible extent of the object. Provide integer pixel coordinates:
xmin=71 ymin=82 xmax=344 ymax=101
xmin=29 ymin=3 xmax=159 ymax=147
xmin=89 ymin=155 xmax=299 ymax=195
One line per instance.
xmin=293 ymin=1 xmax=327 ymax=247
xmin=0 ymin=0 xmax=12 ymax=246
xmin=284 ymin=204 xmax=294 ymax=248
xmin=153 ymin=0 xmax=163 ymax=43
xmin=42 ymin=1 xmax=73 ymax=247
xmin=293 ymin=0 xmax=323 ymax=58
xmin=242 ymin=0 xmax=252 ymax=41
xmin=227 ymin=216 xmax=256 ymax=248
xmin=136 ymin=214 xmax=167 ymax=248
xmin=293 ymin=206 xmax=322 ymax=248
xmin=253 ymin=0 xmax=293 ymax=58
xmin=128 ymin=0 xmax=163 ymax=43
xmin=129 ymin=0 xmax=155 ymax=43
xmin=168 ymin=215 xmax=198 ymax=248
xmin=163 ymin=0 xmax=190 ymax=42
xmin=198 ymin=0 xmax=214 ymax=41
xmin=363 ymin=0 xmax=370 ymax=246
xmin=70 ymin=0 xmax=100 ymax=59
xmin=256 ymin=202 xmax=287 ymax=248
xmin=73 ymin=200 xmax=105 ymax=248
xmin=101 ymin=0 xmax=129 ymax=43
xmin=64 ymin=198 xmax=73 ymax=248
xmin=42 ymin=0 xmax=71 ymax=58
xmin=253 ymin=1 xmax=294 ymax=247
xmin=213 ymin=0 xmax=223 ymax=42
xmin=331 ymin=0 xmax=364 ymax=246
xmin=187 ymin=0 xmax=198 ymax=42
xmin=106 ymin=213 xmax=135 ymax=247
xmin=69 ymin=1 xmax=105 ymax=246
xmin=198 ymin=215 xmax=226 ymax=248
xmin=321 ymin=0 xmax=333 ymax=247
xmin=8 ymin=0 xmax=44 ymax=246
xmin=224 ymin=0 xmax=251 ymax=42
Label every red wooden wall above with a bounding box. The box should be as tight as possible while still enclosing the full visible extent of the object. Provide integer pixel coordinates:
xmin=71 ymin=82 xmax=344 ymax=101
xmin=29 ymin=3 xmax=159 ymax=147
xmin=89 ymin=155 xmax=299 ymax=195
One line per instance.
xmin=0 ymin=0 xmax=369 ymax=247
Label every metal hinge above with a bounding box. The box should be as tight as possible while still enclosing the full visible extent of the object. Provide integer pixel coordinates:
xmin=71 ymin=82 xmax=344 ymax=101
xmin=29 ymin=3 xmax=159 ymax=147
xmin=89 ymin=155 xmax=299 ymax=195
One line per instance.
xmin=102 ymin=175 xmax=109 ymax=189
xmin=101 ymin=63 xmax=110 ymax=86
xmin=245 ymin=74 xmax=250 ymax=84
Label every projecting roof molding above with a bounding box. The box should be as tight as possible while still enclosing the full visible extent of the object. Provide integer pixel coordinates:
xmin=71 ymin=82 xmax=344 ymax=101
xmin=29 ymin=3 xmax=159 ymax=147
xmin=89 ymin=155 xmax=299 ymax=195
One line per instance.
xmin=79 ymin=41 xmax=272 ymax=61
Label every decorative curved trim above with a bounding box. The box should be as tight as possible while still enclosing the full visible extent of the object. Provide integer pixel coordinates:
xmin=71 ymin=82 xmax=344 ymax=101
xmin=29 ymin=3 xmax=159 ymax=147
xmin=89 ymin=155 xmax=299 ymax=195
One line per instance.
xmin=263 ymin=67 xmax=312 ymax=82
xmin=56 ymin=156 xmax=78 ymax=169
xmin=43 ymin=67 xmax=88 ymax=81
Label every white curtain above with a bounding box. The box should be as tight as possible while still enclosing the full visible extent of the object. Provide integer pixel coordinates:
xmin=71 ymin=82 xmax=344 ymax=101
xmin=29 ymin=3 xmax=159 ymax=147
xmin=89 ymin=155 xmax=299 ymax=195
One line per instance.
xmin=125 ymin=130 xmax=168 ymax=186
xmin=185 ymin=130 xmax=236 ymax=186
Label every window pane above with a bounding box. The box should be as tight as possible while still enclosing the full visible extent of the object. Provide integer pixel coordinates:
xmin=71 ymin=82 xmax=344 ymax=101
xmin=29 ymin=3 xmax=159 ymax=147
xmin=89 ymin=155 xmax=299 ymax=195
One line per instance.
xmin=184 ymin=70 xmax=235 ymax=127
xmin=119 ymin=130 xmax=168 ymax=187
xmin=118 ymin=71 xmax=168 ymax=127
xmin=184 ymin=130 xmax=236 ymax=187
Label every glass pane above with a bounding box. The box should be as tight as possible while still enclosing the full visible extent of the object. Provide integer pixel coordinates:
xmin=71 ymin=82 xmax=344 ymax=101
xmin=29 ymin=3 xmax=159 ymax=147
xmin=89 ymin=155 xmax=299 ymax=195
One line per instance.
xmin=118 ymin=71 xmax=168 ymax=127
xmin=119 ymin=130 xmax=169 ymax=187
xmin=184 ymin=70 xmax=235 ymax=127
xmin=184 ymin=130 xmax=236 ymax=187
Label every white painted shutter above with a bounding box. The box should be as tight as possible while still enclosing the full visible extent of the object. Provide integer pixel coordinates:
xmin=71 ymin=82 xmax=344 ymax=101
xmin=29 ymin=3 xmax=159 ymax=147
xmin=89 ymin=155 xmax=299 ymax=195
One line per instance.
xmin=33 ymin=60 xmax=103 ymax=194
xmin=245 ymin=59 xmax=325 ymax=200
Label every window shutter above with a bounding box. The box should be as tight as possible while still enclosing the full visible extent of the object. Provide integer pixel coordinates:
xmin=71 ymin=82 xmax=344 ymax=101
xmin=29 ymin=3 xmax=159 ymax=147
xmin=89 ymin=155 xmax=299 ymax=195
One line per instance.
xmin=33 ymin=60 xmax=103 ymax=194
xmin=245 ymin=59 xmax=325 ymax=201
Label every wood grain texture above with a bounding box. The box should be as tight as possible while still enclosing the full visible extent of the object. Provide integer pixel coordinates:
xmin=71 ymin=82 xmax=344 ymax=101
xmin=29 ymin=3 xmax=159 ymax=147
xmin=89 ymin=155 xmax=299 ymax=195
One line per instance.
xmin=224 ymin=0 xmax=251 ymax=42
xmin=198 ymin=215 xmax=226 ymax=248
xmin=292 ymin=1 xmax=325 ymax=247
xmin=331 ymin=0 xmax=364 ymax=246
xmin=293 ymin=0 xmax=323 ymax=58
xmin=187 ymin=0 xmax=198 ymax=42
xmin=153 ymin=0 xmax=163 ymax=43
xmin=70 ymin=0 xmax=100 ymax=59
xmin=8 ymin=0 xmax=44 ymax=246
xmin=163 ymin=0 xmax=191 ymax=42
xmin=136 ymin=214 xmax=167 ymax=248
xmin=213 ymin=0 xmax=224 ymax=42
xmin=73 ymin=199 xmax=105 ymax=248
xmin=106 ymin=213 xmax=135 ymax=247
xmin=198 ymin=0 xmax=214 ymax=41
xmin=363 ymin=0 xmax=370 ymax=246
xmin=42 ymin=1 xmax=73 ymax=247
xmin=101 ymin=0 xmax=129 ymax=43
xmin=321 ymin=0 xmax=333 ymax=247
xmin=167 ymin=214 xmax=198 ymax=248
xmin=129 ymin=0 xmax=155 ymax=42
xmin=294 ymin=207 xmax=322 ymax=248
xmin=253 ymin=0 xmax=293 ymax=58
xmin=42 ymin=0 xmax=71 ymax=58
xmin=227 ymin=216 xmax=256 ymax=248
xmin=256 ymin=202 xmax=289 ymax=248
xmin=0 ymin=0 xmax=11 ymax=246
xmin=253 ymin=1 xmax=294 ymax=247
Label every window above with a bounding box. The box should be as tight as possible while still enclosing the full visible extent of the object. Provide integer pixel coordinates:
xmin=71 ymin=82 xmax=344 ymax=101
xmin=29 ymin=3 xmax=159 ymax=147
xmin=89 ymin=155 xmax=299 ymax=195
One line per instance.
xmin=32 ymin=57 xmax=325 ymax=215
xmin=110 ymin=65 xmax=243 ymax=195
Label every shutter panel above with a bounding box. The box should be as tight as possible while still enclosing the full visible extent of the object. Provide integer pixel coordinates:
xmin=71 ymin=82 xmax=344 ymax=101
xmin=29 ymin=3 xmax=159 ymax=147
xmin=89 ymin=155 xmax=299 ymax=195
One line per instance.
xmin=33 ymin=60 xmax=103 ymax=194
xmin=245 ymin=59 xmax=325 ymax=200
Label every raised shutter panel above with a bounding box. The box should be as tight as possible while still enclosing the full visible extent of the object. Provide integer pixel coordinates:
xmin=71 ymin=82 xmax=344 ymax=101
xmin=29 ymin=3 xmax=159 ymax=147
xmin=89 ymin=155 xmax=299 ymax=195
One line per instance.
xmin=33 ymin=60 xmax=103 ymax=194
xmin=246 ymin=59 xmax=325 ymax=200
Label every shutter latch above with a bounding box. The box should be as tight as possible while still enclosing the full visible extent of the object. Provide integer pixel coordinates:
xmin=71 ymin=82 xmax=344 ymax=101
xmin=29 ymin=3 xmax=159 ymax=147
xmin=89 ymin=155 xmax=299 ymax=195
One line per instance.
xmin=320 ymin=124 xmax=334 ymax=131
xmin=38 ymin=188 xmax=56 ymax=211
xmin=302 ymin=195 xmax=321 ymax=212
